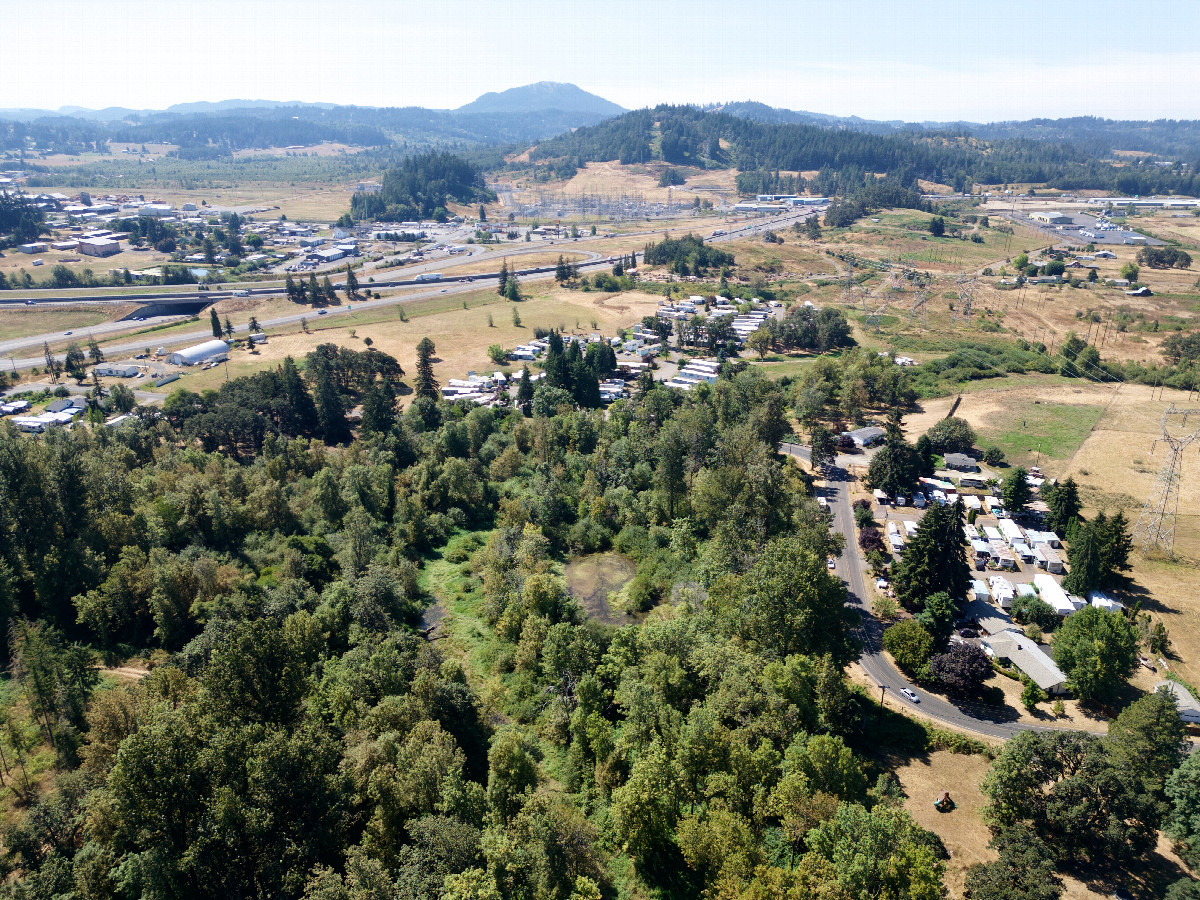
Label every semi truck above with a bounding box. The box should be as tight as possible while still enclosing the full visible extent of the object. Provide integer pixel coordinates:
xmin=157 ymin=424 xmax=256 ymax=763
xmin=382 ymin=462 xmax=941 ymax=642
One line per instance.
xmin=415 ymin=272 xmax=443 ymax=283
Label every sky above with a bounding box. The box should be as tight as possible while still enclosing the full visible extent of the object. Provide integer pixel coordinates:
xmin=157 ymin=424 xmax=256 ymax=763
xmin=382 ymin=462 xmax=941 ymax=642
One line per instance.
xmin=4 ymin=0 xmax=1200 ymax=122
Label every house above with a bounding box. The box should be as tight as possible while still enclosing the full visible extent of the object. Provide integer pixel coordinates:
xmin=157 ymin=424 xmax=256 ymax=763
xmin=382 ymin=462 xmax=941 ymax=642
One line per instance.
xmin=843 ymin=426 xmax=885 ymax=449
xmin=944 ymin=452 xmax=979 ymax=472
xmin=1154 ymin=681 xmax=1200 ymax=725
xmin=982 ymin=631 xmax=1068 ymax=694
xmin=970 ymin=578 xmax=990 ymax=602
xmin=987 ymin=575 xmax=1016 ymax=607
xmin=94 ymin=364 xmax=139 ymax=378
xmin=961 ymin=597 xmax=1016 ymax=636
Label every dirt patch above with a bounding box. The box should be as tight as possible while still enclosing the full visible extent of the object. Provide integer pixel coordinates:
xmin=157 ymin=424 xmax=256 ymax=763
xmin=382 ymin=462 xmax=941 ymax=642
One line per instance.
xmin=563 ymin=552 xmax=636 ymax=626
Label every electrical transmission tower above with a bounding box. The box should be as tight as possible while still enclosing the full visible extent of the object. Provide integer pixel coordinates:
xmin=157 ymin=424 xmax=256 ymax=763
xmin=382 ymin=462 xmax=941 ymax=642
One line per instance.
xmin=1133 ymin=406 xmax=1200 ymax=558
xmin=952 ymin=275 xmax=976 ymax=324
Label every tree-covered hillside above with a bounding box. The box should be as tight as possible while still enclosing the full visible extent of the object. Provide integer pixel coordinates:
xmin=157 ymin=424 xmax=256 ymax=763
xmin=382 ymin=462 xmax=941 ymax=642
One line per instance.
xmin=349 ymin=152 xmax=494 ymax=222
xmin=520 ymin=105 xmax=1200 ymax=197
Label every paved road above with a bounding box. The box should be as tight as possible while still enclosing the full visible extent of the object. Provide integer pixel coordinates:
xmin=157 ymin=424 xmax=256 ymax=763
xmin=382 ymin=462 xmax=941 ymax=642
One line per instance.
xmin=780 ymin=444 xmax=1095 ymax=741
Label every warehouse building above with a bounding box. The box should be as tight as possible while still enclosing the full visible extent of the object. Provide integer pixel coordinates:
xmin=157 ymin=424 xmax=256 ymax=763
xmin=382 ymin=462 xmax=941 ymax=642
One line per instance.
xmin=168 ymin=339 xmax=229 ymax=366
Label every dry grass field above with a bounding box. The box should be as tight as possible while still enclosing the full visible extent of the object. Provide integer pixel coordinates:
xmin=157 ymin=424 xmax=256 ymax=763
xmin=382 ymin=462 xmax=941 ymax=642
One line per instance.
xmin=0 ymin=245 xmax=174 ymax=280
xmin=499 ymin=160 xmax=739 ymax=207
xmin=0 ymin=306 xmax=123 ymax=343
xmin=175 ymin=284 xmax=662 ymax=395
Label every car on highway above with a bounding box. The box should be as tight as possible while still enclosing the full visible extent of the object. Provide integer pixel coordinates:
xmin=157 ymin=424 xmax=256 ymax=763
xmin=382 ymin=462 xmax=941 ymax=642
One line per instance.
xmin=899 ymin=688 xmax=919 ymax=703
xmin=317 ymin=309 xmax=328 ymax=315
xmin=24 ymin=300 xmax=35 ymax=306
xmin=64 ymin=331 xmax=73 ymax=336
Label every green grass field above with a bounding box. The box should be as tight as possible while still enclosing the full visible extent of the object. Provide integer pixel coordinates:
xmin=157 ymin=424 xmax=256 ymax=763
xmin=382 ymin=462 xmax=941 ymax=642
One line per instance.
xmin=976 ymin=400 xmax=1105 ymax=465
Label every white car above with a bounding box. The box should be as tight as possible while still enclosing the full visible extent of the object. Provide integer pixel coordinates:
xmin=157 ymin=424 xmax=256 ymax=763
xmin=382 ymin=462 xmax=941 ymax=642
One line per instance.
xmin=899 ymin=688 xmax=919 ymax=703
xmin=826 ymin=558 xmax=836 ymax=570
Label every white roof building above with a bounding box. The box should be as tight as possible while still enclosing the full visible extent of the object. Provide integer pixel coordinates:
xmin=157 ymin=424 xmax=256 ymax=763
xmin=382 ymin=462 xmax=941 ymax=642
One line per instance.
xmin=1033 ymin=573 xmax=1082 ymax=616
xmin=168 ymin=339 xmax=229 ymax=366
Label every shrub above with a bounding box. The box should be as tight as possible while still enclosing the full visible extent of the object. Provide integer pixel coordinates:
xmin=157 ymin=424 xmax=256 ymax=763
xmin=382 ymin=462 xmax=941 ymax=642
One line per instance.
xmin=883 ymin=620 xmax=934 ymax=678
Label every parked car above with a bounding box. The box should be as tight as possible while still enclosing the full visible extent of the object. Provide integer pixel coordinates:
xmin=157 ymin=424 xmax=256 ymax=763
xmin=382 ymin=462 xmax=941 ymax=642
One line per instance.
xmin=826 ymin=558 xmax=836 ymax=570
xmin=958 ymin=627 xmax=978 ymax=638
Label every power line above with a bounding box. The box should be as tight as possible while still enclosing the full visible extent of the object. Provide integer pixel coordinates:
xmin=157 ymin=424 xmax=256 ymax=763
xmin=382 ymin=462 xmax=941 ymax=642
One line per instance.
xmin=1132 ymin=406 xmax=1200 ymax=558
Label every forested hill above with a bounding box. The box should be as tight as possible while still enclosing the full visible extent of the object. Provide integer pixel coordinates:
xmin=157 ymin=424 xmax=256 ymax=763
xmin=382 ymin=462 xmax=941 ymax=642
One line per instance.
xmin=520 ymin=105 xmax=1200 ymax=196
xmin=719 ymin=102 xmax=1200 ymax=161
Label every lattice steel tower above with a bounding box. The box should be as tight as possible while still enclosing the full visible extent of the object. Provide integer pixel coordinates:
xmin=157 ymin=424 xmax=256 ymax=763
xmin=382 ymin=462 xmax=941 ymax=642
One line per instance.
xmin=1133 ymin=406 xmax=1200 ymax=558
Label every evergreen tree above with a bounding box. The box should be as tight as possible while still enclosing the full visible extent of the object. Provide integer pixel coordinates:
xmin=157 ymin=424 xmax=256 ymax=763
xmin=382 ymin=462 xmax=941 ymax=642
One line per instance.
xmin=1045 ymin=477 xmax=1082 ymax=535
xmin=322 ymin=275 xmax=337 ymax=304
xmin=806 ymin=215 xmax=822 ymax=240
xmin=285 ymin=273 xmax=299 ymax=303
xmin=280 ymin=356 xmax=319 ymax=434
xmin=516 ymin=366 xmax=534 ymax=415
xmin=571 ymin=358 xmax=602 ymax=409
xmin=497 ymin=260 xmax=509 ymax=296
xmin=554 ymin=255 xmax=568 ymax=283
xmin=87 ymin=337 xmax=105 ymax=366
xmin=1097 ymin=511 xmax=1133 ymax=587
xmin=345 ymin=264 xmax=359 ymax=299
xmin=248 ymin=316 xmax=261 ymax=334
xmin=1001 ymin=466 xmax=1032 ymax=515
xmin=504 ymin=273 xmax=521 ymax=301
xmin=893 ymin=500 xmax=970 ymax=611
xmin=224 ymin=317 xmax=234 ymax=341
xmin=414 ymin=337 xmax=439 ymax=401
xmin=313 ymin=369 xmax=350 ymax=444
xmin=1062 ymin=522 xmax=1103 ymax=595
xmin=308 ymin=273 xmax=322 ymax=306
xmin=210 ymin=307 xmax=222 ymax=339
xmin=360 ymin=379 xmax=397 ymax=435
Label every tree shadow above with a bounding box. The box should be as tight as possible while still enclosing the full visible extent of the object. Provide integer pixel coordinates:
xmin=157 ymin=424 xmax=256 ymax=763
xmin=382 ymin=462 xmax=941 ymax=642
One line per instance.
xmin=1073 ymin=851 xmax=1190 ymax=900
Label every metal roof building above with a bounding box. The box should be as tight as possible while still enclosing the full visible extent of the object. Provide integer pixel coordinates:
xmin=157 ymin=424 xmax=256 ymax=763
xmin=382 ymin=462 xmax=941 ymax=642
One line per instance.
xmin=168 ymin=339 xmax=229 ymax=366
xmin=982 ymin=631 xmax=1067 ymax=694
xmin=1154 ymin=681 xmax=1200 ymax=725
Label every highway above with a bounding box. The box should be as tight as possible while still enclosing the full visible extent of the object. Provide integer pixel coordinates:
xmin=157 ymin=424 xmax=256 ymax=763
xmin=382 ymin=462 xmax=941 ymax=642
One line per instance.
xmin=3 ymin=209 xmax=814 ymax=367
xmin=781 ymin=444 xmax=1092 ymax=742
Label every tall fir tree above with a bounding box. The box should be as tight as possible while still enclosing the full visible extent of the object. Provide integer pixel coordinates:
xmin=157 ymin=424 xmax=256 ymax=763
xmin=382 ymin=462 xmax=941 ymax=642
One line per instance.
xmin=280 ymin=356 xmax=319 ymax=435
xmin=360 ymin=378 xmax=397 ymax=435
xmin=308 ymin=273 xmax=322 ymax=307
xmin=210 ymin=307 xmax=222 ymax=339
xmin=285 ymin=273 xmax=299 ymax=303
xmin=414 ymin=337 xmax=439 ymax=401
xmin=344 ymin=264 xmax=358 ymax=299
xmin=504 ymin=272 xmax=520 ymax=301
xmin=497 ymin=260 xmax=509 ymax=296
xmin=893 ymin=499 xmax=970 ymax=611
xmin=313 ymin=369 xmax=350 ymax=444
xmin=516 ymin=366 xmax=534 ymax=415
xmin=322 ymin=276 xmax=337 ymax=304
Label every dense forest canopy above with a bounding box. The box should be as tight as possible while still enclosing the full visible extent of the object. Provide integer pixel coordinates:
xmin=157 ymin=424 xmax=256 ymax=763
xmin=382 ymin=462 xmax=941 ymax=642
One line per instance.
xmin=0 ymin=340 xmax=1192 ymax=899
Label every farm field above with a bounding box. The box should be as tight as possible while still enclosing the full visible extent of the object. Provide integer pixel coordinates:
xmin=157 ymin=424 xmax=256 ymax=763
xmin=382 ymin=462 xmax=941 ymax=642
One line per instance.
xmin=500 ymin=159 xmax=739 ymax=206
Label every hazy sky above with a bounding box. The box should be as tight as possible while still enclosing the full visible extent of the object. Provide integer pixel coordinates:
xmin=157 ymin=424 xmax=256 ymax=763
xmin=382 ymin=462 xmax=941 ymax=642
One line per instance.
xmin=5 ymin=0 xmax=1199 ymax=121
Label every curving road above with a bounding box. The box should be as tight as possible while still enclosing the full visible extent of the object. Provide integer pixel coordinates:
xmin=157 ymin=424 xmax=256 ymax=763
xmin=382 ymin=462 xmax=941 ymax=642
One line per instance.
xmin=782 ymin=444 xmax=1095 ymax=741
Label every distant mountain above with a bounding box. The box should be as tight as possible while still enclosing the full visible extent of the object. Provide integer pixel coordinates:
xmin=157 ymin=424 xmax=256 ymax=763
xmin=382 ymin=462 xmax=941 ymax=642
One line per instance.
xmin=165 ymin=99 xmax=337 ymax=115
xmin=455 ymin=82 xmax=624 ymax=118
